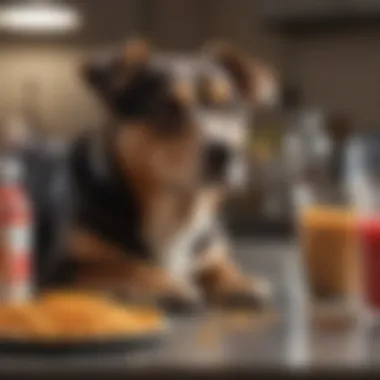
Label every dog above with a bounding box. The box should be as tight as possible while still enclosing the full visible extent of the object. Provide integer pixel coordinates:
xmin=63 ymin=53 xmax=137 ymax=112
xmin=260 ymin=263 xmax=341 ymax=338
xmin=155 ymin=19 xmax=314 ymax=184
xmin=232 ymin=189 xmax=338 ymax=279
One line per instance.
xmin=53 ymin=39 xmax=278 ymax=310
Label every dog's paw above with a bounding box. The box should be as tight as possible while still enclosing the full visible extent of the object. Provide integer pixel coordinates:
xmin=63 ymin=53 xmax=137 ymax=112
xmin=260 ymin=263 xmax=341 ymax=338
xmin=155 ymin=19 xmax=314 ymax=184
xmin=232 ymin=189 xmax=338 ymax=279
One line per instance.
xmin=226 ymin=277 xmax=272 ymax=309
xmin=158 ymin=282 xmax=204 ymax=315
xmin=208 ymin=276 xmax=273 ymax=309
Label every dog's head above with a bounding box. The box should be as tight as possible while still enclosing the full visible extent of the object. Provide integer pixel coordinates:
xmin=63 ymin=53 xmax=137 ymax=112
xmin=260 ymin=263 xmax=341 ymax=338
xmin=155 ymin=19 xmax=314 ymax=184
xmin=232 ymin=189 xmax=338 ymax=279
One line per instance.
xmin=82 ymin=39 xmax=278 ymax=192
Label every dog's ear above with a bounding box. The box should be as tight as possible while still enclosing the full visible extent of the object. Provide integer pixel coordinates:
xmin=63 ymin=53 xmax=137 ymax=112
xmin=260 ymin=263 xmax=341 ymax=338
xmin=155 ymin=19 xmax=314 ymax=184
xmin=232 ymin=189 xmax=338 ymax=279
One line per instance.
xmin=80 ymin=38 xmax=152 ymax=102
xmin=206 ymin=41 xmax=279 ymax=107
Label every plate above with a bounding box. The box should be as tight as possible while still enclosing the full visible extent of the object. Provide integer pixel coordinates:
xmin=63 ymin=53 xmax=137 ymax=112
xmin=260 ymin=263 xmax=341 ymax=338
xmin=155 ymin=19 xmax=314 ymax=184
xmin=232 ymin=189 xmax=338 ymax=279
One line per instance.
xmin=0 ymin=324 xmax=168 ymax=355
xmin=0 ymin=332 xmax=164 ymax=355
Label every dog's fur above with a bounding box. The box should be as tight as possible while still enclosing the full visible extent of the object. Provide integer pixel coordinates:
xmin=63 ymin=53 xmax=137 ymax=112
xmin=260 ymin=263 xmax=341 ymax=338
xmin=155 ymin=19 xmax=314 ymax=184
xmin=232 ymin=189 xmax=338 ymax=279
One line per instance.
xmin=57 ymin=39 xmax=277 ymax=309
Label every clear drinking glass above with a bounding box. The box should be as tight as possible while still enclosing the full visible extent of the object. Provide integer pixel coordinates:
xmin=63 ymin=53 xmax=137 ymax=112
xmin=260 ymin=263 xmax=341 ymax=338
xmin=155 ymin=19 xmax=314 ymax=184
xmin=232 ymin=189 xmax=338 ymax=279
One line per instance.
xmin=299 ymin=205 xmax=358 ymax=303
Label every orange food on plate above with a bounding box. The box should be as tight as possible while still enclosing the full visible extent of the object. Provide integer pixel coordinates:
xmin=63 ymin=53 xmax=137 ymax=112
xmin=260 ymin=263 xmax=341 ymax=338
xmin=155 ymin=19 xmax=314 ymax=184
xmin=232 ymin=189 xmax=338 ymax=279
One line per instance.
xmin=0 ymin=304 xmax=57 ymax=340
xmin=0 ymin=291 xmax=164 ymax=341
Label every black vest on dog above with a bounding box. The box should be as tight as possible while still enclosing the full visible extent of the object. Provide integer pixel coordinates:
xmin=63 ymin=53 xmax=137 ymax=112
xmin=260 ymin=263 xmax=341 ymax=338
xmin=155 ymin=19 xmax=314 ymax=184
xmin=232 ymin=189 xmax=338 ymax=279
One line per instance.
xmin=45 ymin=132 xmax=150 ymax=287
xmin=69 ymin=132 xmax=149 ymax=257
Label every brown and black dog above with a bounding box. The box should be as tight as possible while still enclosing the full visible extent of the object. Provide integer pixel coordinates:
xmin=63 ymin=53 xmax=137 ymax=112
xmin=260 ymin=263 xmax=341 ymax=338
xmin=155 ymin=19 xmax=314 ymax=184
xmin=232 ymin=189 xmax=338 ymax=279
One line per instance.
xmin=59 ymin=39 xmax=278 ymax=310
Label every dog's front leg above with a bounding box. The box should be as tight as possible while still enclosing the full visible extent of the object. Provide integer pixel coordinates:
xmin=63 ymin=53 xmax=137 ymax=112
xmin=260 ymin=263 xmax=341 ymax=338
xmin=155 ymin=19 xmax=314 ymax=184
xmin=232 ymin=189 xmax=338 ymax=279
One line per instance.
xmin=160 ymin=228 xmax=205 ymax=311
xmin=68 ymin=229 xmax=199 ymax=308
xmin=74 ymin=259 xmax=201 ymax=309
xmin=195 ymin=231 xmax=272 ymax=308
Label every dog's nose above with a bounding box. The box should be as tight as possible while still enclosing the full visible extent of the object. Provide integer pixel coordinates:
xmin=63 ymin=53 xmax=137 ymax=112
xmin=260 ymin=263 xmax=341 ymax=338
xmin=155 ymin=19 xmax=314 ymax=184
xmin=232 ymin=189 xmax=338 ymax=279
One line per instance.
xmin=203 ymin=142 xmax=231 ymax=180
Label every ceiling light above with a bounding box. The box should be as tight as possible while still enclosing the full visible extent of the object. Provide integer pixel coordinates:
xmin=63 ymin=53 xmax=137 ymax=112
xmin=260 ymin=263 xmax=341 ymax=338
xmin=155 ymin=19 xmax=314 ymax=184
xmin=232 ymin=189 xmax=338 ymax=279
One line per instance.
xmin=0 ymin=1 xmax=82 ymax=34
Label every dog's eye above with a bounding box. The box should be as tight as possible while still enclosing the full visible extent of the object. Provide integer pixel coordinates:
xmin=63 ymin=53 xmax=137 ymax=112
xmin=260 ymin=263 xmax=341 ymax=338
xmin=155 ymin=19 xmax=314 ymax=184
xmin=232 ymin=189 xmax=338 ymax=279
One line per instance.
xmin=171 ymin=80 xmax=195 ymax=106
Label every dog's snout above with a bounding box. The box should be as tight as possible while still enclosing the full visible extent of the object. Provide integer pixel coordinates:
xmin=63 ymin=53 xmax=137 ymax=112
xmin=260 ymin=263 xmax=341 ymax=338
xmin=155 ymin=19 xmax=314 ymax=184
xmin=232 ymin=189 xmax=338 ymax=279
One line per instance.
xmin=203 ymin=142 xmax=231 ymax=181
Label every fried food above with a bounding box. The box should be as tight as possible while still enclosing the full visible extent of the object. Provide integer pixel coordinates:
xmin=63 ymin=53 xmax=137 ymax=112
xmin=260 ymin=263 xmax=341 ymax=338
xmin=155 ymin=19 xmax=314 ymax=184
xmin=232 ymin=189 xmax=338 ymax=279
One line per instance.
xmin=0 ymin=291 xmax=164 ymax=341
xmin=0 ymin=304 xmax=57 ymax=340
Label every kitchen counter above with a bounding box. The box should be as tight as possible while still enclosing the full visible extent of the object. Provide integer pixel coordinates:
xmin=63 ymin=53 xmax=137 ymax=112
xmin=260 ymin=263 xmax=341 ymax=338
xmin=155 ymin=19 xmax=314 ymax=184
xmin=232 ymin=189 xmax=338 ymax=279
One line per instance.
xmin=0 ymin=240 xmax=379 ymax=377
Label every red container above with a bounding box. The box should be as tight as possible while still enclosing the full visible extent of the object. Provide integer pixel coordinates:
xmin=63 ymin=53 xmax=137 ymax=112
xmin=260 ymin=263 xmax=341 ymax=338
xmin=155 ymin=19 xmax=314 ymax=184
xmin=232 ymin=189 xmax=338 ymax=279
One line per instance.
xmin=360 ymin=218 xmax=380 ymax=311
xmin=0 ymin=160 xmax=33 ymax=303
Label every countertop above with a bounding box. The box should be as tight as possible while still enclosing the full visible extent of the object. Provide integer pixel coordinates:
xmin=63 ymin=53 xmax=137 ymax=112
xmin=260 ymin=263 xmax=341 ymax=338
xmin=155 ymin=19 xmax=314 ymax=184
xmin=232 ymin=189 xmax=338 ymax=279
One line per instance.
xmin=0 ymin=239 xmax=379 ymax=377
